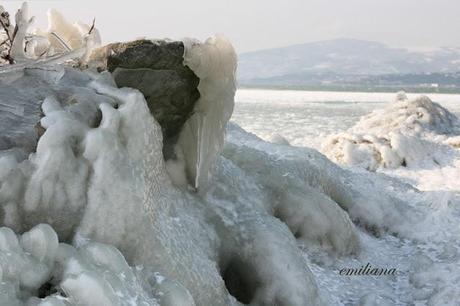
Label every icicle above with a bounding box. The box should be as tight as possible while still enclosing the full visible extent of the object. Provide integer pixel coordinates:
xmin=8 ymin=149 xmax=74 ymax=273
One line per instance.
xmin=178 ymin=35 xmax=237 ymax=190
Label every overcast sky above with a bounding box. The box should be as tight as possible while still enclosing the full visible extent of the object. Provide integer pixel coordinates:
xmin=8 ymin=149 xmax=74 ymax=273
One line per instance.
xmin=3 ymin=0 xmax=460 ymax=53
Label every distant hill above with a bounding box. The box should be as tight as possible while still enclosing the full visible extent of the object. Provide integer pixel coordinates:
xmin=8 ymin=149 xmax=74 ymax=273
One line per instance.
xmin=238 ymin=39 xmax=460 ymax=92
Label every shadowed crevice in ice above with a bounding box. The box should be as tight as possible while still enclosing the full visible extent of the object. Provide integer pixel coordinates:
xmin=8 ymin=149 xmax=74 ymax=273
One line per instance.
xmin=221 ymin=258 xmax=258 ymax=304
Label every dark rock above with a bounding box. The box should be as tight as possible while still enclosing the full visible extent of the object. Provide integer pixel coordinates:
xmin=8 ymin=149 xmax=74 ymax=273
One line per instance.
xmin=89 ymin=40 xmax=201 ymax=154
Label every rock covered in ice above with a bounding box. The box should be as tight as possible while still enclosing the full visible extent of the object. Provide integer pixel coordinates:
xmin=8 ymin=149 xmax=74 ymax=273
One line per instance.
xmin=322 ymin=94 xmax=460 ymax=170
xmin=88 ymin=40 xmax=200 ymax=145
xmin=88 ymin=37 xmax=237 ymax=190
xmin=0 ymin=36 xmax=236 ymax=305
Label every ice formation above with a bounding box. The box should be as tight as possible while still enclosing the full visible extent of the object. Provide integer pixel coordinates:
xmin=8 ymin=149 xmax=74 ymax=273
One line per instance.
xmin=0 ymin=3 xmax=99 ymax=66
xmin=322 ymin=93 xmax=460 ymax=170
xmin=0 ymin=224 xmax=159 ymax=306
xmin=0 ymin=52 xmax=320 ymax=305
xmin=177 ymin=36 xmax=237 ymax=190
xmin=1 ymin=4 xmax=445 ymax=306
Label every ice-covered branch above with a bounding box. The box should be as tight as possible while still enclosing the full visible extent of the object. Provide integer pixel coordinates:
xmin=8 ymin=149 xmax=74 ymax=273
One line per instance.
xmin=9 ymin=2 xmax=34 ymax=61
xmin=0 ymin=2 xmax=100 ymax=67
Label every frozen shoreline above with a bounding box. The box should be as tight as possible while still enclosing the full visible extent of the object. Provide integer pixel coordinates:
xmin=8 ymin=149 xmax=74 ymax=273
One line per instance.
xmin=234 ymin=89 xmax=460 ymax=305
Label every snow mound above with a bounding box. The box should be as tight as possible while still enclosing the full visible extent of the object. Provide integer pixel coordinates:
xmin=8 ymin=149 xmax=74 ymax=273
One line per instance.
xmin=322 ymin=93 xmax=460 ymax=170
xmin=348 ymin=93 xmax=458 ymax=135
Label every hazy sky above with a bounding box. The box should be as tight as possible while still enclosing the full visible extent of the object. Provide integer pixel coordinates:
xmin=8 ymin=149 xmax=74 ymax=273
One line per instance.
xmin=3 ymin=0 xmax=460 ymax=53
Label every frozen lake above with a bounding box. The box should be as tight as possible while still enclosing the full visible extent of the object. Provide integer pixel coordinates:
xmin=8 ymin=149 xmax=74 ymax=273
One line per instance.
xmin=232 ymin=89 xmax=460 ymax=149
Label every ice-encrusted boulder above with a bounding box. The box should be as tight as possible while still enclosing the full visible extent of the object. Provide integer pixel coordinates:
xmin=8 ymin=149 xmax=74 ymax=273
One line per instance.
xmin=322 ymin=93 xmax=460 ymax=170
xmin=88 ymin=37 xmax=236 ymax=190
xmin=88 ymin=40 xmax=200 ymax=146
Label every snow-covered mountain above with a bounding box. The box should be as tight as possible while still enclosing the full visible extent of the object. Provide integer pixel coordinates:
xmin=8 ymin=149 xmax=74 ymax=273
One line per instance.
xmin=238 ymin=39 xmax=460 ymax=86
